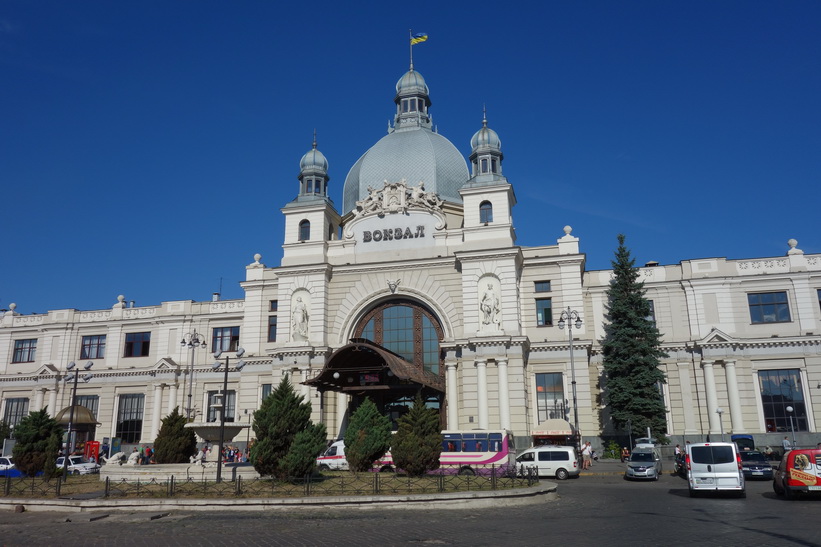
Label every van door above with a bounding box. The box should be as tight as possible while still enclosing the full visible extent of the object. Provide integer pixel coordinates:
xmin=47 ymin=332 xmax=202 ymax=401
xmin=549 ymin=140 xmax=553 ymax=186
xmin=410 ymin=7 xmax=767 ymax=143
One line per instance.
xmin=690 ymin=444 xmax=742 ymax=490
xmin=537 ymin=451 xmax=556 ymax=477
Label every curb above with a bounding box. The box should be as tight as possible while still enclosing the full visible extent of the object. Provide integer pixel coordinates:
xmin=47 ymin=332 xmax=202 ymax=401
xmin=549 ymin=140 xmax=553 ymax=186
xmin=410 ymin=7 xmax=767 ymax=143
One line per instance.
xmin=0 ymin=482 xmax=558 ymax=513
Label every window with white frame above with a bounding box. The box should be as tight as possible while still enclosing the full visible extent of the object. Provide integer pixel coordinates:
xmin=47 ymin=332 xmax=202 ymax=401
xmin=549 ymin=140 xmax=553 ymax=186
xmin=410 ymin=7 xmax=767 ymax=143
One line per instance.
xmin=12 ymin=339 xmax=37 ymax=363
xmin=748 ymin=291 xmax=791 ymax=324
xmin=116 ymin=394 xmax=144 ymax=443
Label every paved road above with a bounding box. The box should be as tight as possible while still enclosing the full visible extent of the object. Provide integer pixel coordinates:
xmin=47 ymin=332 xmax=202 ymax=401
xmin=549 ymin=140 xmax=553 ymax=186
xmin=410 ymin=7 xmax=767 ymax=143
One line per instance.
xmin=1 ymin=463 xmax=819 ymax=546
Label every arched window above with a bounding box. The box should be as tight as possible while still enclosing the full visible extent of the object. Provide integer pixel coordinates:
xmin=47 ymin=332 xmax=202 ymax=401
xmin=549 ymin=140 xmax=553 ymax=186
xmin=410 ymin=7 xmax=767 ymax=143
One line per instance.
xmin=355 ymin=299 xmax=443 ymax=375
xmin=480 ymin=201 xmax=493 ymax=224
xmin=298 ymin=220 xmax=310 ymax=241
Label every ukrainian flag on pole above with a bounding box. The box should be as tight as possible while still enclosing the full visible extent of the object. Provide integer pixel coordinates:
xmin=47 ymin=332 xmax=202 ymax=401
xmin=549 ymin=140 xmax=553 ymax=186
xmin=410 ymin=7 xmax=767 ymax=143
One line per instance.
xmin=411 ymin=32 xmax=428 ymax=45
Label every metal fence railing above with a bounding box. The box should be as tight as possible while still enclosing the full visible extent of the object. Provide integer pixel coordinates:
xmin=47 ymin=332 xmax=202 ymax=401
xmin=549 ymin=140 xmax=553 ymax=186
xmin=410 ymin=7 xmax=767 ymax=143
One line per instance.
xmin=2 ymin=465 xmax=539 ymax=500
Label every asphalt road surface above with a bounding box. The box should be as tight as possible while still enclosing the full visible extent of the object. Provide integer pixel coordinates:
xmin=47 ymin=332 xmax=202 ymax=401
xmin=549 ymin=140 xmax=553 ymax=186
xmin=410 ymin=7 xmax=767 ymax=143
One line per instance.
xmin=1 ymin=466 xmax=819 ymax=546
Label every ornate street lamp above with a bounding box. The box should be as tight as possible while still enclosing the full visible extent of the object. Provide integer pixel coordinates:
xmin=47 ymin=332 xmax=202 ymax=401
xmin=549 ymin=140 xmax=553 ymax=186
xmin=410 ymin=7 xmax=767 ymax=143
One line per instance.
xmin=558 ymin=307 xmax=583 ymax=450
xmin=62 ymin=361 xmax=93 ymax=481
xmin=180 ymin=331 xmax=207 ymax=420
xmin=212 ymin=347 xmax=246 ymax=482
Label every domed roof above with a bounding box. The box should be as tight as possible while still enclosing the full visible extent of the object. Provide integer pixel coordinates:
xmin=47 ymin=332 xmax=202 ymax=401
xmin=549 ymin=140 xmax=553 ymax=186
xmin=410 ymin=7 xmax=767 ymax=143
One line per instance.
xmin=342 ymin=128 xmax=469 ymax=213
xmin=54 ymin=405 xmax=100 ymax=425
xmin=299 ymin=144 xmax=328 ymax=174
xmin=470 ymin=119 xmax=502 ymax=151
xmin=396 ymin=69 xmax=429 ymax=96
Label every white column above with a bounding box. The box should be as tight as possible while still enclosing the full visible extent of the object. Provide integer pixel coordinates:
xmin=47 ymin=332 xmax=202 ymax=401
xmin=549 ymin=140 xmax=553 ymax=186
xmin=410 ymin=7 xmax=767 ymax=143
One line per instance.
xmin=702 ymin=361 xmax=720 ymax=434
xmin=724 ymin=360 xmax=746 ymax=433
xmin=476 ymin=360 xmax=489 ymax=429
xmin=446 ymin=361 xmax=459 ymax=429
xmin=34 ymin=388 xmax=45 ymax=412
xmin=676 ymin=363 xmax=698 ymax=435
xmin=335 ymin=392 xmax=348 ymax=437
xmin=166 ymin=383 xmax=178 ymax=415
xmin=497 ymin=359 xmax=511 ymax=430
xmin=151 ymin=384 xmax=164 ymax=439
xmin=300 ymin=368 xmax=311 ymax=400
xmin=47 ymin=389 xmax=58 ymax=416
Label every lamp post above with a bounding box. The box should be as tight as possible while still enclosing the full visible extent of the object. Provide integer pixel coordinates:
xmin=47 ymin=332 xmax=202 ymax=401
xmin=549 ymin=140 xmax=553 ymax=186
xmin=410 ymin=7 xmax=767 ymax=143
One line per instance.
xmin=786 ymin=406 xmax=796 ymax=449
xmin=62 ymin=361 xmax=93 ymax=481
xmin=716 ymin=407 xmax=725 ymax=442
xmin=212 ymin=348 xmax=246 ymax=482
xmin=180 ymin=331 xmax=207 ymax=421
xmin=558 ymin=307 xmax=583 ymax=451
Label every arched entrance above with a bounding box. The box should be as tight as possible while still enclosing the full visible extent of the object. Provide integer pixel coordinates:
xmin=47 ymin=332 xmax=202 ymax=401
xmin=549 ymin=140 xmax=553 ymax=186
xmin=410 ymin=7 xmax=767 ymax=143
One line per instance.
xmin=306 ymin=299 xmax=446 ymax=430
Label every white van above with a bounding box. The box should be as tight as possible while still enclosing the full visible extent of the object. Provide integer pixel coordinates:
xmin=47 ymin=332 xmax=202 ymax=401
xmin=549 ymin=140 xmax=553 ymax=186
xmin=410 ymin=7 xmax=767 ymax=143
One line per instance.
xmin=316 ymin=440 xmax=348 ymax=471
xmin=515 ymin=446 xmax=580 ymax=480
xmin=686 ymin=442 xmax=745 ymax=497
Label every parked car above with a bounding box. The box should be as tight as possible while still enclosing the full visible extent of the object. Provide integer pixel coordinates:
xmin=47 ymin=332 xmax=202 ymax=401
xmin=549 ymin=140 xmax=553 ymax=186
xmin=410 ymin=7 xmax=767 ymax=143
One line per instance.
xmin=56 ymin=455 xmax=100 ymax=475
xmin=0 ymin=456 xmax=16 ymax=477
xmin=516 ymin=446 xmax=580 ymax=480
xmin=739 ymin=450 xmax=773 ymax=480
xmin=686 ymin=442 xmax=745 ymax=497
xmin=773 ymin=448 xmax=821 ymax=500
xmin=624 ymin=449 xmax=662 ymax=480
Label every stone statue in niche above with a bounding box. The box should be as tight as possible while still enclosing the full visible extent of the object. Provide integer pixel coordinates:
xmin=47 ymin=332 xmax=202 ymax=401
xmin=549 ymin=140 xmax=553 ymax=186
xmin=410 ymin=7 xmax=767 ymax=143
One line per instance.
xmin=291 ymin=297 xmax=309 ymax=341
xmin=480 ymin=283 xmax=501 ymax=327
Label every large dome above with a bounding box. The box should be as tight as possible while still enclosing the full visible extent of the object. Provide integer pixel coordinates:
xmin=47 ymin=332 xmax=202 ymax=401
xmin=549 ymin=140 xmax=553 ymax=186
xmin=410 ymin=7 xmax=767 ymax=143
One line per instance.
xmin=342 ymin=129 xmax=469 ymax=214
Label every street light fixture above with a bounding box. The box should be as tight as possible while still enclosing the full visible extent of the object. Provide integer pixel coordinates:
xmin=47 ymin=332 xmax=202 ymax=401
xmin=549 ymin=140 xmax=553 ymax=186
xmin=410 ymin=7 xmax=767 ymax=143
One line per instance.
xmin=62 ymin=361 xmax=93 ymax=481
xmin=716 ymin=407 xmax=725 ymax=442
xmin=786 ymin=406 xmax=796 ymax=449
xmin=212 ymin=347 xmax=246 ymax=482
xmin=558 ymin=306 xmax=583 ymax=450
xmin=180 ymin=331 xmax=207 ymax=421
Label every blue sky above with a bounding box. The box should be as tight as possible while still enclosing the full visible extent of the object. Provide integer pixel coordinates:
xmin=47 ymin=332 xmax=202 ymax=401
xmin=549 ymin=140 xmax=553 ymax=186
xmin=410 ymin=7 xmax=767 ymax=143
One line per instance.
xmin=2 ymin=1 xmax=819 ymax=314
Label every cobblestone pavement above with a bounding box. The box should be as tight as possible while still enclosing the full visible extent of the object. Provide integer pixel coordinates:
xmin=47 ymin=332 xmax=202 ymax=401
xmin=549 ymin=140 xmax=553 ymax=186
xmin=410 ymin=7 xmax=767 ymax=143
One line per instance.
xmin=1 ymin=462 xmax=819 ymax=546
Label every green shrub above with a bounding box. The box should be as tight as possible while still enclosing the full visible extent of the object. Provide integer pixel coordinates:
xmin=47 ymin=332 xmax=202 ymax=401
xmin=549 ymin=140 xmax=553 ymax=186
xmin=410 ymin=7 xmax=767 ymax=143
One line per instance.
xmin=11 ymin=408 xmax=62 ymax=479
xmin=344 ymin=398 xmax=392 ymax=473
xmin=391 ymin=395 xmax=442 ymax=477
xmin=152 ymin=407 xmax=197 ymax=463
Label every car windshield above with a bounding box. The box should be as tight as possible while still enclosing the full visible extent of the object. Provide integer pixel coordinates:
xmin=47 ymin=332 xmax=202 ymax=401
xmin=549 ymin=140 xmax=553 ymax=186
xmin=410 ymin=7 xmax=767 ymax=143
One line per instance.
xmin=630 ymin=452 xmax=654 ymax=462
xmin=740 ymin=452 xmax=767 ymax=463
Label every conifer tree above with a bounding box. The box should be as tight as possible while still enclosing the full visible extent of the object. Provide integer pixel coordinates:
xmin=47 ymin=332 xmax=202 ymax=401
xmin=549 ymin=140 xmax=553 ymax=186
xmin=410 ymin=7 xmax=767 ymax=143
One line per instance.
xmin=152 ymin=407 xmax=196 ymax=463
xmin=250 ymin=376 xmax=324 ymax=479
xmin=602 ymin=234 xmax=669 ymax=440
xmin=343 ymin=398 xmax=392 ymax=473
xmin=391 ymin=395 xmax=442 ymax=476
xmin=11 ymin=407 xmax=62 ymax=478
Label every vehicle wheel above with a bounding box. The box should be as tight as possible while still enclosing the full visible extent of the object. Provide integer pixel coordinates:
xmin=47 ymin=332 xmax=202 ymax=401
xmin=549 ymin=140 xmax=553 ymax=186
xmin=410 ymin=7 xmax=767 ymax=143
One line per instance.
xmin=785 ymin=487 xmax=795 ymax=500
xmin=318 ymin=464 xmax=330 ymax=472
xmin=72 ymin=469 xmax=80 ymax=475
xmin=738 ymin=490 xmax=746 ymax=498
xmin=689 ymin=488 xmax=697 ymax=498
xmin=555 ymin=468 xmax=569 ymax=480
xmin=773 ymin=481 xmax=783 ymax=496
xmin=379 ymin=465 xmax=395 ymax=473
xmin=458 ymin=467 xmax=475 ymax=476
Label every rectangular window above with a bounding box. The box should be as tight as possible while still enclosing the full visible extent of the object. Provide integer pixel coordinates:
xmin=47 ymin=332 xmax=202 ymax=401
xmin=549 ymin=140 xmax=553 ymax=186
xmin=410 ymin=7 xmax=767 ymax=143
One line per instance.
xmin=3 ymin=398 xmax=29 ymax=430
xmin=270 ymin=300 xmax=278 ymax=312
xmin=646 ymin=300 xmax=656 ymax=326
xmin=534 ymin=281 xmax=551 ymax=293
xmin=536 ymin=298 xmax=552 ymax=326
xmin=748 ymin=291 xmax=791 ymax=324
xmin=75 ymin=395 xmax=99 ymax=419
xmin=536 ymin=372 xmax=565 ymax=422
xmin=268 ymin=315 xmax=278 ymax=342
xmin=116 ymin=394 xmax=144 ymax=443
xmin=123 ymin=332 xmax=151 ymax=357
xmin=81 ymin=335 xmax=106 ymax=359
xmin=207 ymin=390 xmax=236 ymax=423
xmin=212 ymin=327 xmax=240 ymax=352
xmin=12 ymin=339 xmax=37 ymax=363
xmin=758 ymin=369 xmax=807 ymax=432
xmin=481 ymin=158 xmax=488 ymax=173
xmin=261 ymin=384 xmax=273 ymax=402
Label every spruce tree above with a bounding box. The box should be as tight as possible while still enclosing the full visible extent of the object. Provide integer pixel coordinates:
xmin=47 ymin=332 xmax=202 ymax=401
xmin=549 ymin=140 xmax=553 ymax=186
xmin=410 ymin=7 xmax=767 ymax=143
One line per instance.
xmin=11 ymin=407 xmax=62 ymax=478
xmin=152 ymin=407 xmax=196 ymax=463
xmin=602 ymin=234 xmax=669 ymax=440
xmin=280 ymin=424 xmax=327 ymax=477
xmin=391 ymin=395 xmax=442 ymax=477
xmin=343 ymin=398 xmax=392 ymax=473
xmin=250 ymin=376 xmax=323 ymax=479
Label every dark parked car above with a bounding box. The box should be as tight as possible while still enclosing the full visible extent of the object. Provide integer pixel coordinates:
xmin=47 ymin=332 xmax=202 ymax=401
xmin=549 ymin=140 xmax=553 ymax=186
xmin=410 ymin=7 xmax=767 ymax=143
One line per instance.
xmin=739 ymin=450 xmax=772 ymax=480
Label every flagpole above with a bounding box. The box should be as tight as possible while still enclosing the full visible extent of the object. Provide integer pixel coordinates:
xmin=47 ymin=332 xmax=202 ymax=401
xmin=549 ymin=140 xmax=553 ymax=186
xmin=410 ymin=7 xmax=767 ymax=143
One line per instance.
xmin=409 ymin=28 xmax=413 ymax=70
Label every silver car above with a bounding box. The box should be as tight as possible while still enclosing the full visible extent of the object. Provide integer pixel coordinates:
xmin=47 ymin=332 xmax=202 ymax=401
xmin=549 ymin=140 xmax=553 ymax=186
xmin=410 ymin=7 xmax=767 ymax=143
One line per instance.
xmin=624 ymin=449 xmax=662 ymax=480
